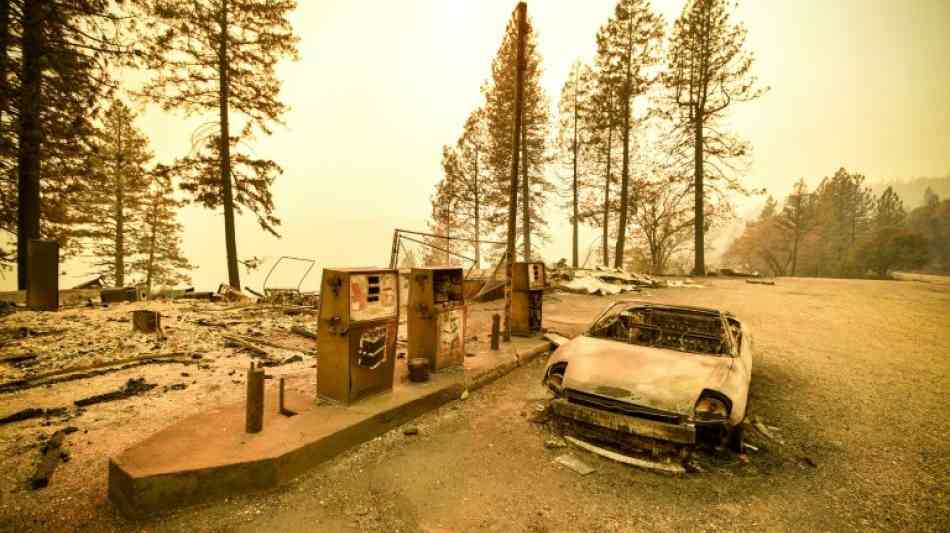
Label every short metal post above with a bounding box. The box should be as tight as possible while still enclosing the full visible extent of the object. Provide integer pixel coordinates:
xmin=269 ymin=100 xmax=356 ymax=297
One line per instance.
xmin=27 ymin=240 xmax=59 ymax=311
xmin=246 ymin=362 xmax=264 ymax=433
xmin=491 ymin=313 xmax=500 ymax=351
xmin=278 ymin=377 xmax=286 ymax=414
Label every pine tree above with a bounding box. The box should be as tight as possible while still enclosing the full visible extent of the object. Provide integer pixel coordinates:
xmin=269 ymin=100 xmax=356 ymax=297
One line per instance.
xmin=665 ymin=0 xmax=766 ymax=275
xmin=813 ymin=168 xmax=874 ymax=276
xmin=593 ymin=0 xmax=664 ymax=268
xmin=482 ymin=10 xmax=551 ymax=261
xmin=130 ymin=173 xmax=193 ymax=294
xmin=854 ymin=185 xmax=914 ymax=278
xmin=425 ymin=167 xmax=464 ymax=266
xmin=579 ymin=66 xmax=622 ymax=267
xmin=142 ymin=0 xmax=299 ymax=289
xmin=83 ymin=100 xmax=153 ymax=286
xmin=776 ymin=178 xmax=816 ymax=276
xmin=447 ymin=108 xmax=496 ymax=268
xmin=908 ymin=191 xmax=949 ymax=272
xmin=556 ymin=61 xmax=595 ymax=268
xmin=873 ymin=186 xmax=905 ymax=232
xmin=2 ymin=0 xmax=135 ymax=286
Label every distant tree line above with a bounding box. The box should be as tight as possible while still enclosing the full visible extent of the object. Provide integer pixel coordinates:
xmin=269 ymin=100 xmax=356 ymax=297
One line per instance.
xmin=725 ymin=168 xmax=948 ymax=278
xmin=426 ymin=0 xmax=765 ymax=275
xmin=0 ymin=0 xmax=298 ymax=292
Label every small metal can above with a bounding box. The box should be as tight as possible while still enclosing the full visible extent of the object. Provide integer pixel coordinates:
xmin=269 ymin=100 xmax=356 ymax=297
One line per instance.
xmin=408 ymin=358 xmax=430 ymax=383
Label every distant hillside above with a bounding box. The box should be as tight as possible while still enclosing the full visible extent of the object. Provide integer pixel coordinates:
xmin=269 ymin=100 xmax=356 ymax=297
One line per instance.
xmin=870 ymin=175 xmax=950 ymax=208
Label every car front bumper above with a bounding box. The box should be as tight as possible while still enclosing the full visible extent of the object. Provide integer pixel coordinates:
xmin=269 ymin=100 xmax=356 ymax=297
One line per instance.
xmin=551 ymin=398 xmax=697 ymax=445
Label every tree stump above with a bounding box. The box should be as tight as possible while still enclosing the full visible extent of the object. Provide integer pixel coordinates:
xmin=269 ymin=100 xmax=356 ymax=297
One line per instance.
xmin=132 ymin=310 xmax=161 ymax=333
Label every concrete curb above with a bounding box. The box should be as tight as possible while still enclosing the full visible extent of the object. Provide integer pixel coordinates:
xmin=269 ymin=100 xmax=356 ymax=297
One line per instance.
xmin=109 ymin=339 xmax=553 ymax=518
xmin=466 ymin=340 xmax=553 ymax=392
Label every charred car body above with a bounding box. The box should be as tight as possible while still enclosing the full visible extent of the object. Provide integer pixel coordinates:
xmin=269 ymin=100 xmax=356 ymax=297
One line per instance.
xmin=543 ymin=301 xmax=752 ymax=454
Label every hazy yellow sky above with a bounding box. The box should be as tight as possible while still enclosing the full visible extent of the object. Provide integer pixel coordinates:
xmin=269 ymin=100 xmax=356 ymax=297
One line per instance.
xmin=8 ymin=0 xmax=949 ymax=292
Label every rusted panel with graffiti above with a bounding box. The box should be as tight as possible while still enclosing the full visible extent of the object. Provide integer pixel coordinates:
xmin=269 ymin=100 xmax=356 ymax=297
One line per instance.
xmin=408 ymin=267 xmax=466 ymax=371
xmin=350 ymin=272 xmax=397 ymax=322
xmin=317 ymin=268 xmax=399 ymax=404
xmin=437 ymin=307 xmax=466 ymax=364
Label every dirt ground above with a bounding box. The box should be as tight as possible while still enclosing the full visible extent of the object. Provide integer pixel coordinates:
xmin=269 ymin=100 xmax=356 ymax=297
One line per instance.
xmin=2 ymin=275 xmax=949 ymax=532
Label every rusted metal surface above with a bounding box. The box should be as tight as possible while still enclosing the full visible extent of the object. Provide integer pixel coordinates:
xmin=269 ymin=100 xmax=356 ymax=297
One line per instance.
xmin=511 ymin=262 xmax=544 ymax=336
xmin=490 ymin=313 xmax=500 ymax=350
xmin=27 ymin=240 xmax=58 ymax=311
xmin=543 ymin=301 xmax=753 ymax=445
xmin=317 ymin=268 xmax=399 ymax=404
xmin=246 ymin=362 xmax=264 ymax=433
xmin=407 ymin=267 xmax=466 ymax=371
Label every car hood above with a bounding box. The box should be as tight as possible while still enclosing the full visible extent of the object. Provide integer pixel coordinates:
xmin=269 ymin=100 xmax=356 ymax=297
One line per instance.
xmin=559 ymin=335 xmax=734 ymax=416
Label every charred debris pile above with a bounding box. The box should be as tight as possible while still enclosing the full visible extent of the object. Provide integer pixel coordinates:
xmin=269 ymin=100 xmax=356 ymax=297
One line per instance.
xmin=0 ymin=282 xmax=319 ymax=408
xmin=547 ymin=265 xmax=707 ymax=296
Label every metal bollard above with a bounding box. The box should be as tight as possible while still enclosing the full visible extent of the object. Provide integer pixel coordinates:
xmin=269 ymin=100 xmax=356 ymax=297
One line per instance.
xmin=27 ymin=240 xmax=59 ymax=311
xmin=491 ymin=313 xmax=500 ymax=351
xmin=278 ymin=377 xmax=285 ymax=414
xmin=246 ymin=362 xmax=265 ymax=433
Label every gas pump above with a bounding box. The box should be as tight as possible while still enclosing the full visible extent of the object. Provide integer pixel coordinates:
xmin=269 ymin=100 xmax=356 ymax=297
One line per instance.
xmin=407 ymin=267 xmax=466 ymax=371
xmin=511 ymin=262 xmax=545 ymax=336
xmin=317 ymin=268 xmax=399 ymax=404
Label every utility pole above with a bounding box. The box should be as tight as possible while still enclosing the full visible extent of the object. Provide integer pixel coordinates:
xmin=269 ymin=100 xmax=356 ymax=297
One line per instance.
xmin=504 ymin=1 xmax=527 ymax=342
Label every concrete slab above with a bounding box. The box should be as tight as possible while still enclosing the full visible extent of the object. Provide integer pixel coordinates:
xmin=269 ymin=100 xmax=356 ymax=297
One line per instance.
xmin=109 ymin=336 xmax=552 ymax=517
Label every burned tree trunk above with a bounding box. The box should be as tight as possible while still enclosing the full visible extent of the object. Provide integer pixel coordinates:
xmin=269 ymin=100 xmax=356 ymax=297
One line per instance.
xmin=521 ymin=106 xmax=530 ymax=261
xmin=218 ymin=0 xmax=240 ymax=289
xmin=571 ymin=81 xmax=579 ymax=268
xmin=17 ymin=0 xmax=44 ymax=290
xmin=692 ymin=117 xmax=705 ymax=276
xmin=0 ymin=0 xmax=10 ymax=131
xmin=115 ymin=138 xmax=125 ymax=287
xmin=602 ymin=110 xmax=612 ymax=267
xmin=473 ymin=146 xmax=481 ymax=269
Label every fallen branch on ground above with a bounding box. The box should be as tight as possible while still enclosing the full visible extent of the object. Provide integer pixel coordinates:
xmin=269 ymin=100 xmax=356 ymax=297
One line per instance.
xmin=0 ymin=352 xmax=189 ymax=394
xmin=0 ymin=407 xmax=68 ymax=426
xmin=290 ymin=325 xmax=317 ymax=340
xmin=0 ymin=353 xmax=38 ymax=364
xmin=221 ymin=334 xmax=268 ymax=356
xmin=31 ymin=429 xmax=70 ymax=490
xmin=74 ymin=378 xmax=157 ymax=407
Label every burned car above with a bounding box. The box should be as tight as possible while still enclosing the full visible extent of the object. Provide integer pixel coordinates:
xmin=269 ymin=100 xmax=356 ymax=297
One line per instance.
xmin=543 ymin=301 xmax=752 ymax=453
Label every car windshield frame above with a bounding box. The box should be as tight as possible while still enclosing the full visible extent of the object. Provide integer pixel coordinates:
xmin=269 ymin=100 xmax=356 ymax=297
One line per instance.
xmin=586 ymin=301 xmax=737 ymax=357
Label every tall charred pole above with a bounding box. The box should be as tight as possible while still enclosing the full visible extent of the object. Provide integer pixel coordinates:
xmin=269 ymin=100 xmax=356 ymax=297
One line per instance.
xmin=16 ymin=0 xmax=43 ymax=290
xmin=218 ymin=0 xmax=240 ymax=289
xmin=504 ymin=2 xmax=527 ymax=341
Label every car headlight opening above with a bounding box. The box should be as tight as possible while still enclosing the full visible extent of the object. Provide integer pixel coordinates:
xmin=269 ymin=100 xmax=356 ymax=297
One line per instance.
xmin=694 ymin=393 xmax=730 ymax=420
xmin=545 ymin=362 xmax=567 ymax=396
